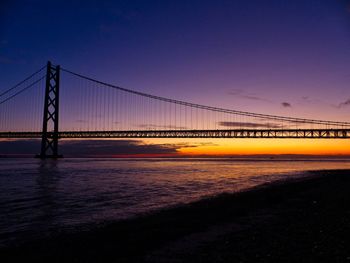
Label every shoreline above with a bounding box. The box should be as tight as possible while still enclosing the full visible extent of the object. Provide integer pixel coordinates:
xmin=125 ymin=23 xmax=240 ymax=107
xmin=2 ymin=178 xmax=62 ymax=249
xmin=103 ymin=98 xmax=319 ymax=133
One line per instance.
xmin=2 ymin=169 xmax=350 ymax=262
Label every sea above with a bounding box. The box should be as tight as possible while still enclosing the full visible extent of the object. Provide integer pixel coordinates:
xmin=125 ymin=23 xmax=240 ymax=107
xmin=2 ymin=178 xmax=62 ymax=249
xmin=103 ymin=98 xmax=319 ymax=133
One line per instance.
xmin=1 ymin=157 xmax=350 ymax=247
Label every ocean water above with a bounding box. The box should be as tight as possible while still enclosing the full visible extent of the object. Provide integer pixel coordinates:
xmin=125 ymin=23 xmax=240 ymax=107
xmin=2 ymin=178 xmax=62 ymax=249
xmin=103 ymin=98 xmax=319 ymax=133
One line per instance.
xmin=1 ymin=157 xmax=350 ymax=247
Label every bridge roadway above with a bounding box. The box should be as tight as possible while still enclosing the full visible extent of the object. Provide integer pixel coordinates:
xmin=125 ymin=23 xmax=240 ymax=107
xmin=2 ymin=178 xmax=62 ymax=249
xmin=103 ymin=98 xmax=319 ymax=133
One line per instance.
xmin=1 ymin=129 xmax=350 ymax=139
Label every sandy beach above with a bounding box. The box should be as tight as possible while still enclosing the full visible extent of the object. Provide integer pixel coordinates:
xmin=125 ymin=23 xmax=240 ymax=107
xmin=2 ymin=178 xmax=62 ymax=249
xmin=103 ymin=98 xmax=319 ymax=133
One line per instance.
xmin=2 ymin=169 xmax=350 ymax=262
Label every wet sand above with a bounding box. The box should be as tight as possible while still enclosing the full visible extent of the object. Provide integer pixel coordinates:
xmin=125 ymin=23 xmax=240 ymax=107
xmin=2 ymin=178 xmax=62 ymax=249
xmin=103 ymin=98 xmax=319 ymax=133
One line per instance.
xmin=2 ymin=169 xmax=350 ymax=262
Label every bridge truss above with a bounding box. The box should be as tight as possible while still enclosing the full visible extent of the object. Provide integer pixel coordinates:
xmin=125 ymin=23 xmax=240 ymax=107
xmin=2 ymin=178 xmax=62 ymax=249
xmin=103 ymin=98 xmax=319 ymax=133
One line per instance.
xmin=1 ymin=129 xmax=350 ymax=139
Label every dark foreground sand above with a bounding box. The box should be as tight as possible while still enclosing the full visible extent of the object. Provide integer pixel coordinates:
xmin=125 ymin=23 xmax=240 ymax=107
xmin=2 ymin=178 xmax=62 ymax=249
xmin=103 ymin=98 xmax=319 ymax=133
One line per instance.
xmin=2 ymin=170 xmax=350 ymax=262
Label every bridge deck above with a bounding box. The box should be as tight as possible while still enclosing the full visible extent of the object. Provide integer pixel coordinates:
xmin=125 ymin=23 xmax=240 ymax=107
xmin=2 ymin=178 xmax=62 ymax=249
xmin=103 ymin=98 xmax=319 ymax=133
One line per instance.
xmin=1 ymin=129 xmax=350 ymax=139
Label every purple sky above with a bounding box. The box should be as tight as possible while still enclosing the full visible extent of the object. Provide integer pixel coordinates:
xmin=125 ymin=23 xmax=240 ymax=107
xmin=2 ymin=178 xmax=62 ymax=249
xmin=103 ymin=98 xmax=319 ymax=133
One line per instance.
xmin=1 ymin=0 xmax=350 ymax=122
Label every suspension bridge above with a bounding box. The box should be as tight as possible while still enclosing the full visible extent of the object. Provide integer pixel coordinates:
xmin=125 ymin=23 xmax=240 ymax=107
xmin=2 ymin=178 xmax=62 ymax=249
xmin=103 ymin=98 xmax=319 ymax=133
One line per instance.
xmin=1 ymin=61 xmax=350 ymax=158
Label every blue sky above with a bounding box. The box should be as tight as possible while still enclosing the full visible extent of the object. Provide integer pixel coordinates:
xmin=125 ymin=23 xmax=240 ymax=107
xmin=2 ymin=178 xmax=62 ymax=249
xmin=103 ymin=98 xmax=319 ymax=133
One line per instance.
xmin=1 ymin=0 xmax=349 ymax=118
xmin=1 ymin=0 xmax=350 ymax=155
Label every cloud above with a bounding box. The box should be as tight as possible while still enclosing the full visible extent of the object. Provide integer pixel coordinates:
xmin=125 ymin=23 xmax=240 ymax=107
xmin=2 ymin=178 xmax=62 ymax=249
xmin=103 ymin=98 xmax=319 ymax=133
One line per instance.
xmin=137 ymin=124 xmax=187 ymax=130
xmin=338 ymin=99 xmax=350 ymax=108
xmin=60 ymin=140 xmax=180 ymax=156
xmin=299 ymin=96 xmax=336 ymax=108
xmin=281 ymin=102 xmax=292 ymax=108
xmin=218 ymin=121 xmax=281 ymax=129
xmin=228 ymin=89 xmax=271 ymax=102
xmin=0 ymin=139 xmax=210 ymax=156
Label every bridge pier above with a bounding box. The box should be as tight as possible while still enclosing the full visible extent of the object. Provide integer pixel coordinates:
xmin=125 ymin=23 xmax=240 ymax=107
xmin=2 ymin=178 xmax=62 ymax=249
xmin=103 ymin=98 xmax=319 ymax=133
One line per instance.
xmin=36 ymin=61 xmax=63 ymax=159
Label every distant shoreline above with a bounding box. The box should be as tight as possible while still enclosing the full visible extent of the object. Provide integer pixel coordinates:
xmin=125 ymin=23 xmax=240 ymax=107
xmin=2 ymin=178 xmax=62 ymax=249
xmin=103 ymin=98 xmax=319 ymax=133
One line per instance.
xmin=2 ymin=154 xmax=350 ymax=160
xmin=2 ymin=169 xmax=350 ymax=262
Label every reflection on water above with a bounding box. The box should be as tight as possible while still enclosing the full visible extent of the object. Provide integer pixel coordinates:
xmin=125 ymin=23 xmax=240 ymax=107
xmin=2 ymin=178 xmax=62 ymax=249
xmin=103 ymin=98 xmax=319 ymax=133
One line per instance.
xmin=0 ymin=157 xmax=350 ymax=246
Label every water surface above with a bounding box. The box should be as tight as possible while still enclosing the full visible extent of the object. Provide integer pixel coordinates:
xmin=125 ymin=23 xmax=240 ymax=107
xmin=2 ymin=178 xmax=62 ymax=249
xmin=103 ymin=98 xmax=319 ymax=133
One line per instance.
xmin=1 ymin=157 xmax=350 ymax=247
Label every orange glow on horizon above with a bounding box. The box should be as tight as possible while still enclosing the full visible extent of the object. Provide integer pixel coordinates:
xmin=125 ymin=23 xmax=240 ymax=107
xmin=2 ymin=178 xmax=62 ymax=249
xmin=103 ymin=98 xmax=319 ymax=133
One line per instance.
xmin=143 ymin=138 xmax=350 ymax=156
xmin=111 ymin=153 xmax=179 ymax=158
xmin=2 ymin=138 xmax=350 ymax=157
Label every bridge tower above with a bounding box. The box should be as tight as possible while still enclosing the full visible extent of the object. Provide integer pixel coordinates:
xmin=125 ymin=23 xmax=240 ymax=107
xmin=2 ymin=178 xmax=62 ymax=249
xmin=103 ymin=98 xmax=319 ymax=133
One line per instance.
xmin=37 ymin=61 xmax=62 ymax=158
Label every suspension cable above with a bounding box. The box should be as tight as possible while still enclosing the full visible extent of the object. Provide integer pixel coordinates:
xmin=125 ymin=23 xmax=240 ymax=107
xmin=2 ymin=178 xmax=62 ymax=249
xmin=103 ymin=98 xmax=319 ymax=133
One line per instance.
xmin=0 ymin=65 xmax=46 ymax=98
xmin=0 ymin=76 xmax=45 ymax=105
xmin=61 ymin=67 xmax=350 ymax=126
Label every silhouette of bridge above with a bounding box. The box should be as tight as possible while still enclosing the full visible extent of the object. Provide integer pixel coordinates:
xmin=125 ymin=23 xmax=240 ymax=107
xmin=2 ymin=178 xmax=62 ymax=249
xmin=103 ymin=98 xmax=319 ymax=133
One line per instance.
xmin=1 ymin=61 xmax=350 ymax=158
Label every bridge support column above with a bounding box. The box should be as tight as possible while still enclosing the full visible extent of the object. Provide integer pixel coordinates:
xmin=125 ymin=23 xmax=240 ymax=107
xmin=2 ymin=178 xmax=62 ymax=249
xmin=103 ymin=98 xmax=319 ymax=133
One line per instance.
xmin=37 ymin=61 xmax=63 ymax=159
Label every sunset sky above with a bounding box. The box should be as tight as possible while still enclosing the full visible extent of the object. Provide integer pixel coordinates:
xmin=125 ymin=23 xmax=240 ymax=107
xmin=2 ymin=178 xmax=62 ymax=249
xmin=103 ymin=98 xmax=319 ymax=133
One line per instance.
xmin=1 ymin=0 xmax=350 ymax=156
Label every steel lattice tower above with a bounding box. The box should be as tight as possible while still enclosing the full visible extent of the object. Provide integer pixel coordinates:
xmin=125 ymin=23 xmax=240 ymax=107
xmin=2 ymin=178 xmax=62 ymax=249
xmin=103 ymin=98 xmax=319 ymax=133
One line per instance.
xmin=38 ymin=61 xmax=62 ymax=158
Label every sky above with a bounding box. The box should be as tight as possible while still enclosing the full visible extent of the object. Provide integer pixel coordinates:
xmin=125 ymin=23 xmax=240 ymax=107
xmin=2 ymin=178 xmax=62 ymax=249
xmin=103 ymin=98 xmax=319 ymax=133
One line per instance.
xmin=1 ymin=0 xmax=350 ymax=156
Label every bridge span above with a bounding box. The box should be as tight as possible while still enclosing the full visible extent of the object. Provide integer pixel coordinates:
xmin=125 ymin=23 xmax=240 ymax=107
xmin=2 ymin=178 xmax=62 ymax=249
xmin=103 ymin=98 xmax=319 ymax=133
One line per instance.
xmin=1 ymin=129 xmax=350 ymax=139
xmin=1 ymin=61 xmax=350 ymax=157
